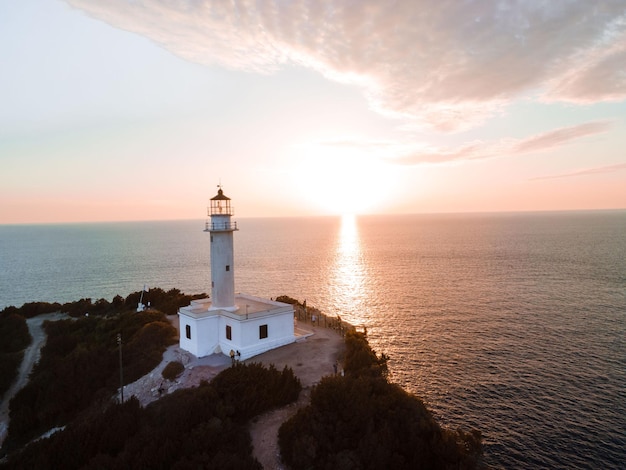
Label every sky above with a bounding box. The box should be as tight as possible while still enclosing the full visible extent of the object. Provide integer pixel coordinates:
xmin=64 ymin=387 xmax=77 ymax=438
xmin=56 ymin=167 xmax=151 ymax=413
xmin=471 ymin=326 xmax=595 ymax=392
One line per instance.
xmin=1 ymin=0 xmax=625 ymax=224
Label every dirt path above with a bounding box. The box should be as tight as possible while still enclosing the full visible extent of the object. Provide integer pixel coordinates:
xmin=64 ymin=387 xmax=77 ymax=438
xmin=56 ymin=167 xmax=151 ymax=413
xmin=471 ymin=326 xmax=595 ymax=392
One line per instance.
xmin=246 ymin=326 xmax=345 ymax=469
xmin=248 ymin=389 xmax=312 ymax=470
xmin=0 ymin=313 xmax=67 ymax=448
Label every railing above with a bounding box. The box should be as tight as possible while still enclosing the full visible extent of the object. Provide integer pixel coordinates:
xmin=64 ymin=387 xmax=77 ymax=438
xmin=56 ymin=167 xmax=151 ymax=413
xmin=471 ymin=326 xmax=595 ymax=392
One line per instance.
xmin=294 ymin=304 xmax=358 ymax=336
xmin=204 ymin=221 xmax=238 ymax=231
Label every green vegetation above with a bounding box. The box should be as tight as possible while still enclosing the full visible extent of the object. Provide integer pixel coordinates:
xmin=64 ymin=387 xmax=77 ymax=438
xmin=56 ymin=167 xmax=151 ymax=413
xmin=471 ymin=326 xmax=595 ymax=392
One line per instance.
xmin=2 ymin=292 xmax=484 ymax=468
xmin=0 ymin=314 xmax=31 ymax=353
xmin=122 ymin=287 xmax=206 ymax=316
xmin=0 ymin=287 xmax=206 ymax=319
xmin=0 ymin=302 xmax=61 ymax=320
xmin=0 ymin=286 xmax=202 ymax=416
xmin=0 ymin=352 xmax=23 ymax=401
xmin=0 ymin=313 xmax=31 ymax=400
xmin=211 ymin=362 xmax=301 ymax=422
xmin=161 ymin=361 xmax=185 ymax=381
xmin=2 ymin=363 xmax=302 ymax=469
xmin=279 ymin=331 xmax=484 ymax=470
xmin=2 ymin=310 xmax=177 ymax=454
xmin=275 ymin=295 xmax=301 ymax=306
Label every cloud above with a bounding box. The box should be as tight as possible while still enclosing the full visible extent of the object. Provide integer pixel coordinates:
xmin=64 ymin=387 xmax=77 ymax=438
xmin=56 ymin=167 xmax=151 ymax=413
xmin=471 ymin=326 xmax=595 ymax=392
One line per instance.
xmin=391 ymin=120 xmax=612 ymax=165
xmin=67 ymin=0 xmax=626 ymax=131
xmin=529 ymin=162 xmax=626 ymax=180
xmin=546 ymin=16 xmax=626 ymax=103
xmin=510 ymin=121 xmax=612 ymax=154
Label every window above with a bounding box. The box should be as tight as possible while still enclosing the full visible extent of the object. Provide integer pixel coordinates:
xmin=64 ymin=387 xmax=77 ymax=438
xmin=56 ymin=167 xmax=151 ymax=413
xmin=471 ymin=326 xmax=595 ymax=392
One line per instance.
xmin=259 ymin=324 xmax=268 ymax=339
xmin=212 ymin=281 xmax=214 ymax=288
xmin=225 ymin=265 xmax=230 ymax=271
xmin=185 ymin=325 xmax=191 ymax=339
xmin=210 ymin=235 xmax=213 ymax=242
xmin=226 ymin=325 xmax=232 ymax=340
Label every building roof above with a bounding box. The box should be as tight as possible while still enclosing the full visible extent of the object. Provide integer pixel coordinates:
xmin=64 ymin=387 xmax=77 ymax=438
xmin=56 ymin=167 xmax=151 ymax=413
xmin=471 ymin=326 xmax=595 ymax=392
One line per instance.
xmin=211 ymin=188 xmax=230 ymax=201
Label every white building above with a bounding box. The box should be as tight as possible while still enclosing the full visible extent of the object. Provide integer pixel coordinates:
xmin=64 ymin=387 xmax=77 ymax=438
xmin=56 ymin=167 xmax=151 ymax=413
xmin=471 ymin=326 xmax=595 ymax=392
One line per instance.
xmin=178 ymin=186 xmax=296 ymax=360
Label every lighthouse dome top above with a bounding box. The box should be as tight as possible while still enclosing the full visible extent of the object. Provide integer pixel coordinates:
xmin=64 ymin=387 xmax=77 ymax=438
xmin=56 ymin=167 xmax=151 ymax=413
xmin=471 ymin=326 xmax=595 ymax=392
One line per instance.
xmin=211 ymin=188 xmax=231 ymax=201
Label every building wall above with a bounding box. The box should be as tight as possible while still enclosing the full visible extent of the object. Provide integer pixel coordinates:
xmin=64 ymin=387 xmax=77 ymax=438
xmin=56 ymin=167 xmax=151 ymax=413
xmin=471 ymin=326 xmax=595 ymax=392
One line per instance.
xmin=210 ymin=218 xmax=235 ymax=308
xmin=230 ymin=311 xmax=295 ymax=360
xmin=179 ymin=303 xmax=296 ymax=360
xmin=219 ymin=316 xmax=241 ymax=356
xmin=179 ymin=314 xmax=219 ymax=357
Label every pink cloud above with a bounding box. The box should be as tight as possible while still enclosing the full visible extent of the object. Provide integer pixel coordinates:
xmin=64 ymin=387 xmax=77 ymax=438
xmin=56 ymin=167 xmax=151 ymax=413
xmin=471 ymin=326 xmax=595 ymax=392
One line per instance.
xmin=67 ymin=1 xmax=626 ymax=131
xmin=546 ymin=17 xmax=626 ymax=103
xmin=510 ymin=121 xmax=612 ymax=154
xmin=529 ymin=162 xmax=626 ymax=180
xmin=391 ymin=121 xmax=612 ymax=165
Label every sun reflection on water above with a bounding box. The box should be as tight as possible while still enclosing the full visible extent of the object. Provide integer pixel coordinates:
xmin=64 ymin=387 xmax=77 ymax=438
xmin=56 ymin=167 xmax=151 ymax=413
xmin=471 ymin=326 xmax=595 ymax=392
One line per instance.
xmin=329 ymin=214 xmax=369 ymax=324
xmin=339 ymin=213 xmax=359 ymax=256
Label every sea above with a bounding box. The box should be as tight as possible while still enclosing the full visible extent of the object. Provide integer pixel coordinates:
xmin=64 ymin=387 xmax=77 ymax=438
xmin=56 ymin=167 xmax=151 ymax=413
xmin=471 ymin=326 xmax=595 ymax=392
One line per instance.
xmin=0 ymin=211 xmax=625 ymax=469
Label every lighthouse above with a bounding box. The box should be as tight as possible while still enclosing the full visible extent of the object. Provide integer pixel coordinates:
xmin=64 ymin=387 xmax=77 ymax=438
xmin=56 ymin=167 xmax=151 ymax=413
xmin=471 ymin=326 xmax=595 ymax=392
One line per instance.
xmin=205 ymin=186 xmax=238 ymax=311
xmin=178 ymin=185 xmax=297 ymax=360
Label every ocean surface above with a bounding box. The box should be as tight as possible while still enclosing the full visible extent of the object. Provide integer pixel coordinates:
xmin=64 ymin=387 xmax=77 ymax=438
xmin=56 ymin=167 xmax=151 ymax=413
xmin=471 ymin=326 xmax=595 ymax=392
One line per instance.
xmin=1 ymin=212 xmax=625 ymax=469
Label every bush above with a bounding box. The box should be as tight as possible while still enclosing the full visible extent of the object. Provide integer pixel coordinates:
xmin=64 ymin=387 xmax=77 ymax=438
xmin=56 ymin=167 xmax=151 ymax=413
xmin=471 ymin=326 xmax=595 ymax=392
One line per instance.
xmin=274 ymin=295 xmax=302 ymax=307
xmin=0 ymin=314 xmax=31 ymax=400
xmin=0 ymin=314 xmax=31 ymax=353
xmin=123 ymin=321 xmax=177 ymax=383
xmin=2 ymin=362 xmax=300 ymax=469
xmin=0 ymin=351 xmax=24 ymax=401
xmin=2 ymin=311 xmax=176 ymax=454
xmin=279 ymin=333 xmax=484 ymax=470
xmin=211 ymin=362 xmax=301 ymax=422
xmin=0 ymin=303 xmax=60 ymax=319
xmin=124 ymin=288 xmax=206 ymax=316
xmin=162 ymin=361 xmax=184 ymax=381
xmin=0 ymin=287 xmax=207 ymax=320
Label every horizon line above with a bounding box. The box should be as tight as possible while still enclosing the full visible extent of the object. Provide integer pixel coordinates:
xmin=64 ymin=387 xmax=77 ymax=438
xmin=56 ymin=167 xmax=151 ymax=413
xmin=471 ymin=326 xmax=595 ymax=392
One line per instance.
xmin=2 ymin=207 xmax=625 ymax=227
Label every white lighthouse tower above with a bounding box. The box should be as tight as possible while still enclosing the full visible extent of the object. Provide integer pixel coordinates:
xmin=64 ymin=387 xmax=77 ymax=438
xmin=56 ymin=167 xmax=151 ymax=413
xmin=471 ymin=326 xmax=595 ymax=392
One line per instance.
xmin=205 ymin=186 xmax=238 ymax=311
xmin=178 ymin=185 xmax=297 ymax=360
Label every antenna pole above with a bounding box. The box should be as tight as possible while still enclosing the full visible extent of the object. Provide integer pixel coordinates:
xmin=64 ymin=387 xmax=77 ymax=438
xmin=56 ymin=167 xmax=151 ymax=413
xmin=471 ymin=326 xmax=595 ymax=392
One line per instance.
xmin=117 ymin=333 xmax=124 ymax=403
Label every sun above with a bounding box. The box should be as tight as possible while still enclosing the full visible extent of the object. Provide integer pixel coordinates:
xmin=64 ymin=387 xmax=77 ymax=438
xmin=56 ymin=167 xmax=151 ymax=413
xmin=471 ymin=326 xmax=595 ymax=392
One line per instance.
xmin=293 ymin=144 xmax=394 ymax=215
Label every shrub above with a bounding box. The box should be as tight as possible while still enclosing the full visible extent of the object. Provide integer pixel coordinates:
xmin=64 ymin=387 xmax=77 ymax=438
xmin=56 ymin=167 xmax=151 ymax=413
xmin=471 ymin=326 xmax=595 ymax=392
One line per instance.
xmin=0 ymin=303 xmax=61 ymax=319
xmin=279 ymin=333 xmax=484 ymax=470
xmin=2 ymin=311 xmax=176 ymax=454
xmin=211 ymin=362 xmax=301 ymax=422
xmin=0 ymin=314 xmax=31 ymax=400
xmin=0 ymin=351 xmax=24 ymax=401
xmin=124 ymin=287 xmax=207 ymax=316
xmin=343 ymin=330 xmax=389 ymax=378
xmin=162 ymin=361 xmax=184 ymax=381
xmin=0 ymin=287 xmax=208 ymax=321
xmin=0 ymin=314 xmax=31 ymax=353
xmin=274 ymin=295 xmax=301 ymax=306
xmin=3 ymin=363 xmax=298 ymax=469
xmin=123 ymin=321 xmax=177 ymax=383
